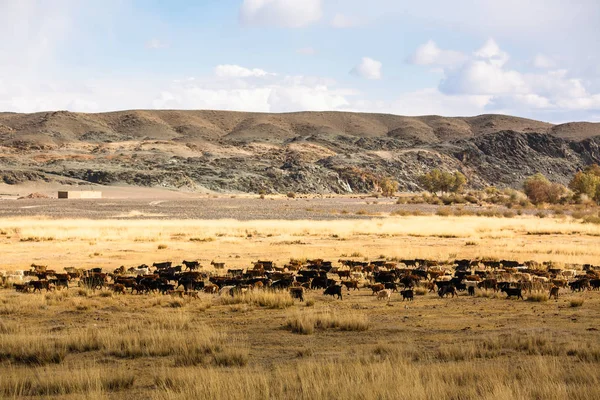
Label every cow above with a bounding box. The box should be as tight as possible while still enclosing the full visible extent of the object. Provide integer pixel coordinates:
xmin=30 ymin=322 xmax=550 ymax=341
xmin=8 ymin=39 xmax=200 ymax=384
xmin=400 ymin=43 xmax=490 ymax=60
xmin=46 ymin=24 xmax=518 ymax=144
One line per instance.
xmin=219 ymin=285 xmax=236 ymax=297
xmin=341 ymin=280 xmax=359 ymax=291
xmin=438 ymin=285 xmax=456 ymax=298
xmin=590 ymin=279 xmax=600 ymax=290
xmin=368 ymin=283 xmax=385 ymax=295
xmin=400 ymin=289 xmax=413 ymax=301
xmin=30 ymin=280 xmax=51 ymax=293
xmin=310 ymin=277 xmax=332 ymax=290
xmin=203 ymin=284 xmax=219 ymax=294
xmin=549 ymin=286 xmax=559 ymax=300
xmin=323 ymin=285 xmax=343 ymax=300
xmin=384 ymin=282 xmax=399 ymax=292
xmin=501 ymin=286 xmax=523 ymax=300
xmin=182 ymin=260 xmax=200 ymax=271
xmin=152 ymin=262 xmax=172 ymax=270
xmin=112 ymin=283 xmax=126 ymax=295
xmin=290 ymin=287 xmax=304 ymax=301
xmin=477 ymin=279 xmax=498 ymax=292
xmin=569 ymin=279 xmax=590 ymax=292
xmin=376 ymin=289 xmax=392 ymax=301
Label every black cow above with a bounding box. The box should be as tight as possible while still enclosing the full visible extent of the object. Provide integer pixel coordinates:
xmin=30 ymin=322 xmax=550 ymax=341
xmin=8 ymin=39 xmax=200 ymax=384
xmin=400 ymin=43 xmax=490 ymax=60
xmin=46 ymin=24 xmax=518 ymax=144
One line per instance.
xmin=400 ymin=289 xmax=413 ymax=301
xmin=182 ymin=260 xmax=200 ymax=270
xmin=501 ymin=286 xmax=523 ymax=300
xmin=153 ymin=262 xmax=172 ymax=269
xmin=323 ymin=285 xmax=343 ymax=300
xmin=311 ymin=277 xmax=332 ymax=290
xmin=290 ymin=287 xmax=304 ymax=301
xmin=438 ymin=285 xmax=456 ymax=298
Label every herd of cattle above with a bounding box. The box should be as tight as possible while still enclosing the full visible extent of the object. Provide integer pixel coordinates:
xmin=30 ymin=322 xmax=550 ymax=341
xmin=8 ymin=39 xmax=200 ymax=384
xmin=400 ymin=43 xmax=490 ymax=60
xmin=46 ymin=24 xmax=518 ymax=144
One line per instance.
xmin=1 ymin=258 xmax=599 ymax=302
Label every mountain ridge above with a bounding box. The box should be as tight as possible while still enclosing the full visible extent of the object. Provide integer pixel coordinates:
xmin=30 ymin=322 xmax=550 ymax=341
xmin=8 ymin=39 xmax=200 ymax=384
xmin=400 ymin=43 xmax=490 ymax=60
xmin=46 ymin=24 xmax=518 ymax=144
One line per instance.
xmin=1 ymin=110 xmax=600 ymax=193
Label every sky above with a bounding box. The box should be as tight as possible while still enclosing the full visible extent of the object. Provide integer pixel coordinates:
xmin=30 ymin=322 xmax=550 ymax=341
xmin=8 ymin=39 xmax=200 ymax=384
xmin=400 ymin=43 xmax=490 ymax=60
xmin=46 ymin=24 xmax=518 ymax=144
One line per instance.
xmin=0 ymin=0 xmax=599 ymax=122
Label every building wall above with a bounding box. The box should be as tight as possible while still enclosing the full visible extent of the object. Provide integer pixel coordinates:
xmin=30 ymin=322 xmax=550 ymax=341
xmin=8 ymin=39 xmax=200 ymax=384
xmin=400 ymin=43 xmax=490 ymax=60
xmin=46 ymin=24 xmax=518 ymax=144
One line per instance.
xmin=57 ymin=191 xmax=102 ymax=199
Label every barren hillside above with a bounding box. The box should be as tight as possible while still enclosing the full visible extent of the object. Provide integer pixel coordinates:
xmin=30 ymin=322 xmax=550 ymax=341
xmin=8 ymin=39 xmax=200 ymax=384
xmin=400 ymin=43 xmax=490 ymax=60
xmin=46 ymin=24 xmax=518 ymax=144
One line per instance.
xmin=1 ymin=110 xmax=599 ymax=193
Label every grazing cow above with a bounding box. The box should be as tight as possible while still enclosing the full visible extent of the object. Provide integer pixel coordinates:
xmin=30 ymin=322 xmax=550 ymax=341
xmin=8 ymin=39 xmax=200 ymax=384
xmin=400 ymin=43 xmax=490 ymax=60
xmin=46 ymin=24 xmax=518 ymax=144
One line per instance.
xmin=376 ymin=289 xmax=392 ymax=301
xmin=438 ymin=285 xmax=456 ymax=298
xmin=14 ymin=283 xmax=30 ymax=293
xmin=468 ymin=286 xmax=475 ymax=296
xmin=341 ymin=280 xmax=359 ymax=291
xmin=153 ymin=262 xmax=172 ymax=270
xmin=323 ymin=285 xmax=343 ymax=300
xmin=384 ymin=282 xmax=399 ymax=292
xmin=30 ymin=280 xmax=51 ymax=293
xmin=501 ymin=287 xmax=523 ymax=300
xmin=112 ymin=284 xmax=126 ymax=295
xmin=477 ymin=279 xmax=498 ymax=292
xmin=590 ymin=279 xmax=600 ymax=290
xmin=369 ymin=283 xmax=385 ymax=295
xmin=203 ymin=284 xmax=218 ymax=294
xmin=182 ymin=260 xmax=200 ymax=271
xmin=400 ymin=289 xmax=413 ymax=301
xmin=310 ymin=277 xmax=332 ymax=290
xmin=569 ymin=279 xmax=590 ymax=292
xmin=290 ymin=287 xmax=304 ymax=302
xmin=210 ymin=261 xmax=225 ymax=269
xmin=549 ymin=286 xmax=559 ymax=300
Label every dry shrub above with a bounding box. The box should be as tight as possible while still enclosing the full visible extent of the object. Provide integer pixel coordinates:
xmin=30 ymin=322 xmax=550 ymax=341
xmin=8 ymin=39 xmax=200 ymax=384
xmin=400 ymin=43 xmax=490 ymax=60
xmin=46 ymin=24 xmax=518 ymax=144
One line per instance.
xmin=220 ymin=291 xmax=294 ymax=309
xmin=285 ymin=310 xmax=368 ymax=335
xmin=414 ymin=287 xmax=427 ymax=296
xmin=0 ymin=366 xmax=134 ymax=397
xmin=527 ymin=293 xmax=549 ymax=302
xmin=570 ymin=299 xmax=584 ymax=307
xmin=436 ymin=207 xmax=452 ymax=217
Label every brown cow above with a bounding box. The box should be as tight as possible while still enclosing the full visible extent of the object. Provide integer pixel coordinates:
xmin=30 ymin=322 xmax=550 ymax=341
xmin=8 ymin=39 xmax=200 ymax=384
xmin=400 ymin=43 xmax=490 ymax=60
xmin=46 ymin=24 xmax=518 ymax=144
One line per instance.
xmin=549 ymin=286 xmax=559 ymax=300
xmin=369 ymin=283 xmax=385 ymax=295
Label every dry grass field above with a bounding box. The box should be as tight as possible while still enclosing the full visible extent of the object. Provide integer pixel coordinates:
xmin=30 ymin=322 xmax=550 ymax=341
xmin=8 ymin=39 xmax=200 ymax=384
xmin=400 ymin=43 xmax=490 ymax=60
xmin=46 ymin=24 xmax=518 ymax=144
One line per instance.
xmin=1 ymin=200 xmax=600 ymax=399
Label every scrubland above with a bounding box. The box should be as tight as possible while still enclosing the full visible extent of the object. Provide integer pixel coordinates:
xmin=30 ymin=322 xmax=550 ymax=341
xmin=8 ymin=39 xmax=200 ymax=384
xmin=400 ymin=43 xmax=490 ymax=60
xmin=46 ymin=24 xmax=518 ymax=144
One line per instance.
xmin=1 ymin=201 xmax=600 ymax=399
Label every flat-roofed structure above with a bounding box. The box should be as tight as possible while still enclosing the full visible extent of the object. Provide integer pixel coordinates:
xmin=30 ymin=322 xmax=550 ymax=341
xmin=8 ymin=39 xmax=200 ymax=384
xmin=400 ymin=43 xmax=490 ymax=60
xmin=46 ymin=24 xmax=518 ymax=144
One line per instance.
xmin=57 ymin=191 xmax=102 ymax=199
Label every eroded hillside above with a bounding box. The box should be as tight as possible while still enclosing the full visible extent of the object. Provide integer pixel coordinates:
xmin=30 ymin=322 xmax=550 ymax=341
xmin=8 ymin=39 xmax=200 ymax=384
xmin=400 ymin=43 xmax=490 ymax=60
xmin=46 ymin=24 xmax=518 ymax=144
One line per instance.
xmin=1 ymin=110 xmax=599 ymax=193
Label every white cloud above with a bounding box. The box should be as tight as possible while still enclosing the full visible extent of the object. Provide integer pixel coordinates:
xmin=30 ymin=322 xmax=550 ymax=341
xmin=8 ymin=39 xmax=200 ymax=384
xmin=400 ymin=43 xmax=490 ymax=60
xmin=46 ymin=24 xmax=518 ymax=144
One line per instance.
xmin=239 ymin=0 xmax=322 ymax=28
xmin=532 ymin=54 xmax=556 ymax=69
xmin=214 ymin=65 xmax=274 ymax=78
xmin=296 ymin=47 xmax=316 ymax=55
xmin=441 ymin=61 xmax=526 ymax=95
xmin=351 ymin=57 xmax=382 ymax=80
xmin=474 ymin=38 xmax=509 ymax=67
xmin=409 ymin=40 xmax=467 ymax=67
xmin=427 ymin=39 xmax=600 ymax=117
xmin=331 ymin=13 xmax=362 ymax=28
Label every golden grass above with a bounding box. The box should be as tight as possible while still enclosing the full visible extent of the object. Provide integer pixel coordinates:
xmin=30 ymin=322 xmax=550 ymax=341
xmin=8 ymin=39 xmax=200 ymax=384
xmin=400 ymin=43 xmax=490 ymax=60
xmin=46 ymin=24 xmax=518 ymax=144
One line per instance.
xmin=4 ymin=215 xmax=600 ymax=271
xmin=285 ymin=309 xmax=369 ymax=334
xmin=220 ymin=290 xmax=295 ymax=309
xmin=0 ymin=366 xmax=135 ymax=397
xmin=151 ymin=356 xmax=600 ymax=400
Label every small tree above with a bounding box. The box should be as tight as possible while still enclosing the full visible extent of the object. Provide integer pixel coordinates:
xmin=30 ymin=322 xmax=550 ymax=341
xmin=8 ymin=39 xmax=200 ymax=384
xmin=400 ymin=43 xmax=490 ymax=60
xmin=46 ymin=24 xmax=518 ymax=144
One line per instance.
xmin=451 ymin=171 xmax=467 ymax=193
xmin=569 ymin=165 xmax=600 ymax=202
xmin=379 ymin=177 xmax=399 ymax=197
xmin=418 ymin=169 xmax=467 ymax=195
xmin=523 ymin=173 xmax=566 ymax=204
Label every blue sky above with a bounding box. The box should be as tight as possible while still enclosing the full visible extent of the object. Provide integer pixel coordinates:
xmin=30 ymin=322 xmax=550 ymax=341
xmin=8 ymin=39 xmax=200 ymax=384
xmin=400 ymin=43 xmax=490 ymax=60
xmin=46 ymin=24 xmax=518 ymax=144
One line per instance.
xmin=1 ymin=0 xmax=599 ymax=122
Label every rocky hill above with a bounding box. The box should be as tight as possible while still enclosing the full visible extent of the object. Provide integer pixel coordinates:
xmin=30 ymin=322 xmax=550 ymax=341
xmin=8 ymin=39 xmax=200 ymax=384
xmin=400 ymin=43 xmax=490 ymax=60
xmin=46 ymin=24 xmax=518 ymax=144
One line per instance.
xmin=1 ymin=110 xmax=600 ymax=193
